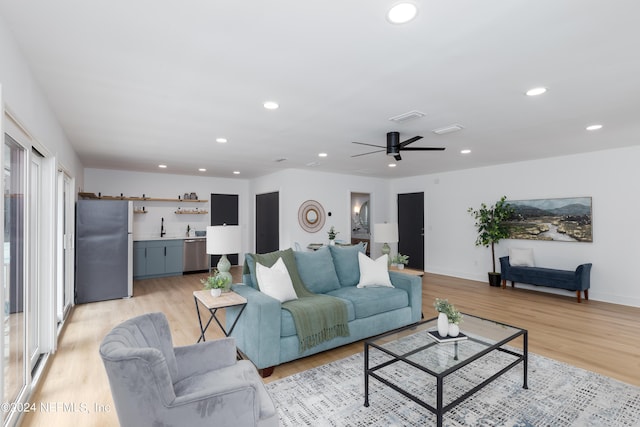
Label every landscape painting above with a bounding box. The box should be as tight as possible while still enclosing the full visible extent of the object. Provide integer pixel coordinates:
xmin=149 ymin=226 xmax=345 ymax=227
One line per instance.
xmin=505 ymin=197 xmax=592 ymax=242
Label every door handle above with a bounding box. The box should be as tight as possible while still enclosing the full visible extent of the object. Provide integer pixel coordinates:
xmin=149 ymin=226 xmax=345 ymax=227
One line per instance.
xmin=164 ymin=247 xmax=167 ymax=256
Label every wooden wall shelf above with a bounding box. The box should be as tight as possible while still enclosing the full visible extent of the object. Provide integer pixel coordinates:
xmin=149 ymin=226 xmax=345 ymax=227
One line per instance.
xmin=78 ymin=192 xmax=208 ymax=203
xmin=175 ymin=211 xmax=208 ymax=214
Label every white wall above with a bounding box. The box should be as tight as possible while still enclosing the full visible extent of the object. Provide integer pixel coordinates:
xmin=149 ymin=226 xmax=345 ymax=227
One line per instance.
xmin=250 ymin=169 xmax=392 ymax=256
xmin=392 ymin=146 xmax=640 ymax=307
xmin=0 ymin=15 xmax=83 ymax=183
xmin=84 ymin=168 xmax=251 ymax=250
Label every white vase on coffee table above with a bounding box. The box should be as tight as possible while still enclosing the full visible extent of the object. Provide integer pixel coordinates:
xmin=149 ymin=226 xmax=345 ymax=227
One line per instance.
xmin=437 ymin=313 xmax=449 ymax=337
xmin=448 ymin=323 xmax=460 ymax=337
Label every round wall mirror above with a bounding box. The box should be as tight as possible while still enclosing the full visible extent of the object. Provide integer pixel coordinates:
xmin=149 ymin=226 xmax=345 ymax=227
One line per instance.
xmin=306 ymin=208 xmax=318 ymax=224
xmin=298 ymin=200 xmax=326 ymax=232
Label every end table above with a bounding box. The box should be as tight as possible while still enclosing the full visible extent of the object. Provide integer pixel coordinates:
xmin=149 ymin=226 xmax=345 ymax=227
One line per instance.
xmin=193 ymin=290 xmax=247 ymax=349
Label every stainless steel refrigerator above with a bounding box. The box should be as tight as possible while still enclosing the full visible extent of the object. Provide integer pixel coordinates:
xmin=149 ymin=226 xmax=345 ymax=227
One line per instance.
xmin=75 ymin=200 xmax=133 ymax=303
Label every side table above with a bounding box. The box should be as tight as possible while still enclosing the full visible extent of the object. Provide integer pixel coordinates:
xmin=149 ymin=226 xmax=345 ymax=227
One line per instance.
xmin=389 ymin=266 xmax=425 ymax=277
xmin=193 ymin=290 xmax=247 ymax=350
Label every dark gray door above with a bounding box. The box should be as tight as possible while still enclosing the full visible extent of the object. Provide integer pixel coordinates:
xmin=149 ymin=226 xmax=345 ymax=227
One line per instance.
xmin=256 ymin=192 xmax=279 ymax=253
xmin=210 ymin=193 xmax=239 ymax=265
xmin=398 ymin=192 xmax=424 ymax=270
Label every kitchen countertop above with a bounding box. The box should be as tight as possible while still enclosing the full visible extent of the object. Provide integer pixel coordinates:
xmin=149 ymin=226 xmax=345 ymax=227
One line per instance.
xmin=133 ymin=235 xmax=206 ymax=242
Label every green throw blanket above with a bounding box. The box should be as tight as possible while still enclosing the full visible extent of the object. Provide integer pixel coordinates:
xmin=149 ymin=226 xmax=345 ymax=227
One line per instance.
xmin=246 ymin=249 xmax=350 ymax=352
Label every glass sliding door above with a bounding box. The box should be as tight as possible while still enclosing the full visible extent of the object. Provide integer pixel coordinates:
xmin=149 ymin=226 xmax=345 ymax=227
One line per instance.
xmin=28 ymin=151 xmax=42 ymax=370
xmin=3 ymin=134 xmax=27 ymax=414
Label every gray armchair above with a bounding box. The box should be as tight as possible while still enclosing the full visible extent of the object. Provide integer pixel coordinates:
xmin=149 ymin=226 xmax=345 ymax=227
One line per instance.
xmin=99 ymin=312 xmax=278 ymax=427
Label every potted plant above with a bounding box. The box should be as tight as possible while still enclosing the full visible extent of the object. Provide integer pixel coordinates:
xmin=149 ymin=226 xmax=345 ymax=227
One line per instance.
xmin=468 ymin=196 xmax=515 ymax=287
xmin=434 ymin=298 xmax=464 ymax=337
xmin=327 ymin=226 xmax=339 ymax=245
xmin=446 ymin=304 xmax=463 ymax=337
xmin=434 ymin=298 xmax=451 ymax=337
xmin=200 ymin=271 xmax=230 ymax=297
xmin=393 ymin=253 xmax=409 ymax=269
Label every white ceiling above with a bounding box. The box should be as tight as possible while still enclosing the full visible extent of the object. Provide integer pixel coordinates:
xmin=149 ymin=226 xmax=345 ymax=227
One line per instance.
xmin=1 ymin=1 xmax=639 ymax=179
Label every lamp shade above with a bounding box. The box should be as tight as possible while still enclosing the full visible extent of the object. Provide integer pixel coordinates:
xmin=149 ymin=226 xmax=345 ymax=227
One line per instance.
xmin=373 ymin=223 xmax=398 ymax=243
xmin=206 ymin=225 xmax=241 ymax=255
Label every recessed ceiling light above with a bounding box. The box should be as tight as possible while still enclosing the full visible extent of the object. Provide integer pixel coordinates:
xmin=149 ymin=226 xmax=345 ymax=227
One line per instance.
xmin=216 ymin=137 xmax=228 ymax=143
xmin=318 ymin=152 xmax=328 ymax=157
xmin=158 ymin=164 xmax=167 ymax=169
xmin=432 ymin=124 xmax=464 ymax=135
xmin=387 ymin=3 xmax=418 ymax=24
xmin=198 ymin=168 xmax=206 ymax=172
xmin=526 ymin=87 xmax=547 ymax=96
xmin=263 ymin=101 xmax=279 ymax=110
xmin=233 ymin=171 xmax=240 ymax=175
xmin=586 ymin=124 xmax=603 ymax=131
xmin=461 ymin=149 xmax=471 ymax=154
xmin=388 ymin=163 xmax=397 ymax=168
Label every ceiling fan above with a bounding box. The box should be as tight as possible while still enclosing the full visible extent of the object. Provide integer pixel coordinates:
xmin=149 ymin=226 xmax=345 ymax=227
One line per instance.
xmin=352 ymin=131 xmax=445 ymax=161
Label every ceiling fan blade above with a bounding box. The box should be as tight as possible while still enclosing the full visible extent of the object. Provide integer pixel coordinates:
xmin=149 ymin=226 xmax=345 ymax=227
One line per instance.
xmin=401 ymin=147 xmax=446 ymax=151
xmin=399 ymin=135 xmax=423 ymax=148
xmin=351 ymin=149 xmax=385 ymax=158
xmin=394 ymin=154 xmax=402 ymax=161
xmin=352 ymin=141 xmax=385 ymax=149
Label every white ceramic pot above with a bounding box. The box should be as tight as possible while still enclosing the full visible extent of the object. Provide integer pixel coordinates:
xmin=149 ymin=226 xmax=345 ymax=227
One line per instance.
xmin=210 ymin=288 xmax=222 ymax=297
xmin=397 ymin=264 xmax=405 ymax=270
xmin=448 ymin=323 xmax=460 ymax=337
xmin=329 ymin=240 xmax=335 ymax=246
xmin=437 ymin=313 xmax=449 ymax=337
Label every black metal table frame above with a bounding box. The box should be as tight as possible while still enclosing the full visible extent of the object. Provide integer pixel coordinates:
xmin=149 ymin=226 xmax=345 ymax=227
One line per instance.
xmin=364 ymin=315 xmax=528 ymax=427
xmin=193 ymin=295 xmax=247 ymax=343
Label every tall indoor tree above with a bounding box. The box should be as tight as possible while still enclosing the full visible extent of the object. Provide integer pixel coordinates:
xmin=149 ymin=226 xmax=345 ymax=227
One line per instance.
xmin=468 ymin=196 xmax=515 ymax=286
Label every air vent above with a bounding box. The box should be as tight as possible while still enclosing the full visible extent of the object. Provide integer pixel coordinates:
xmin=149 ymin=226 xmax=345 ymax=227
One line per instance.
xmin=273 ymin=157 xmax=288 ymax=163
xmin=389 ymin=110 xmax=426 ymax=123
xmin=432 ymin=124 xmax=464 ymax=135
xmin=306 ymin=161 xmax=320 ymax=167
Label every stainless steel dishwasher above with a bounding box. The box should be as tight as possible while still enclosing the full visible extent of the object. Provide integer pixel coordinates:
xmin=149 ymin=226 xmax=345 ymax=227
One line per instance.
xmin=183 ymin=238 xmax=208 ymax=272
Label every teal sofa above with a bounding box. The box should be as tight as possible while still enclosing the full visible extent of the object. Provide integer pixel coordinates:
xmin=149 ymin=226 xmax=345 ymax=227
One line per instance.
xmin=226 ymin=245 xmax=422 ymax=376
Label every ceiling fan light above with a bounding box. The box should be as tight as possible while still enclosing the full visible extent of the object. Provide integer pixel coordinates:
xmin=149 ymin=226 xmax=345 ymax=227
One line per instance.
xmin=586 ymin=124 xmax=603 ymax=131
xmin=388 ymin=163 xmax=397 ymax=168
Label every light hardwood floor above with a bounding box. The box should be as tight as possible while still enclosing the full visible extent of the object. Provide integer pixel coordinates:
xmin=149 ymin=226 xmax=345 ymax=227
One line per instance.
xmin=20 ymin=268 xmax=640 ymax=426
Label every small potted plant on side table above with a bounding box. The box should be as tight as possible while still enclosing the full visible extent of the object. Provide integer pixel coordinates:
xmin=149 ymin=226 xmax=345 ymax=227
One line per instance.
xmin=393 ymin=253 xmax=409 ymax=269
xmin=200 ymin=270 xmax=230 ymax=297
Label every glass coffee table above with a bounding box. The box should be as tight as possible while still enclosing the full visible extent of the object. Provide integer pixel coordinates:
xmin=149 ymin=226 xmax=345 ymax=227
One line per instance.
xmin=364 ymin=314 xmax=527 ymax=427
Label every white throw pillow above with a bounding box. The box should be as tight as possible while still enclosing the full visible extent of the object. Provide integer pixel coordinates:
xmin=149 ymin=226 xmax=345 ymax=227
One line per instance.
xmin=509 ymin=248 xmax=535 ymax=267
xmin=256 ymin=258 xmax=298 ymax=302
xmin=356 ymin=252 xmax=394 ymax=288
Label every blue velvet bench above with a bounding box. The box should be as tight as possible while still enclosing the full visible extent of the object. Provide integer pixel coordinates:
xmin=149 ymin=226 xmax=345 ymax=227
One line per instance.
xmin=499 ymin=256 xmax=592 ymax=303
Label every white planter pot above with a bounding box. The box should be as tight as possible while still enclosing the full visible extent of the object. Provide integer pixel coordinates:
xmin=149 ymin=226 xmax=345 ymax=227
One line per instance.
xmin=210 ymin=288 xmax=222 ymax=297
xmin=329 ymin=240 xmax=335 ymax=246
xmin=437 ymin=313 xmax=449 ymax=337
xmin=397 ymin=264 xmax=405 ymax=270
xmin=448 ymin=323 xmax=460 ymax=337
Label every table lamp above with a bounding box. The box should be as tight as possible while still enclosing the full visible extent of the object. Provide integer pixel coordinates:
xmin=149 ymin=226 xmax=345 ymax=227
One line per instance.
xmin=373 ymin=222 xmax=398 ymax=262
xmin=206 ymin=225 xmax=241 ymax=288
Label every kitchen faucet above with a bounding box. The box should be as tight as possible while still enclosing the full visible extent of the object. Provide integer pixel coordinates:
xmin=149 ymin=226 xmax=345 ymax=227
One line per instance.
xmin=161 ymin=217 xmax=166 ymax=237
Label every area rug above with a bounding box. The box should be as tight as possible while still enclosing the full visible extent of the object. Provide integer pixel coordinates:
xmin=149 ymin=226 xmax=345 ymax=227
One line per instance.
xmin=266 ymin=346 xmax=640 ymax=426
